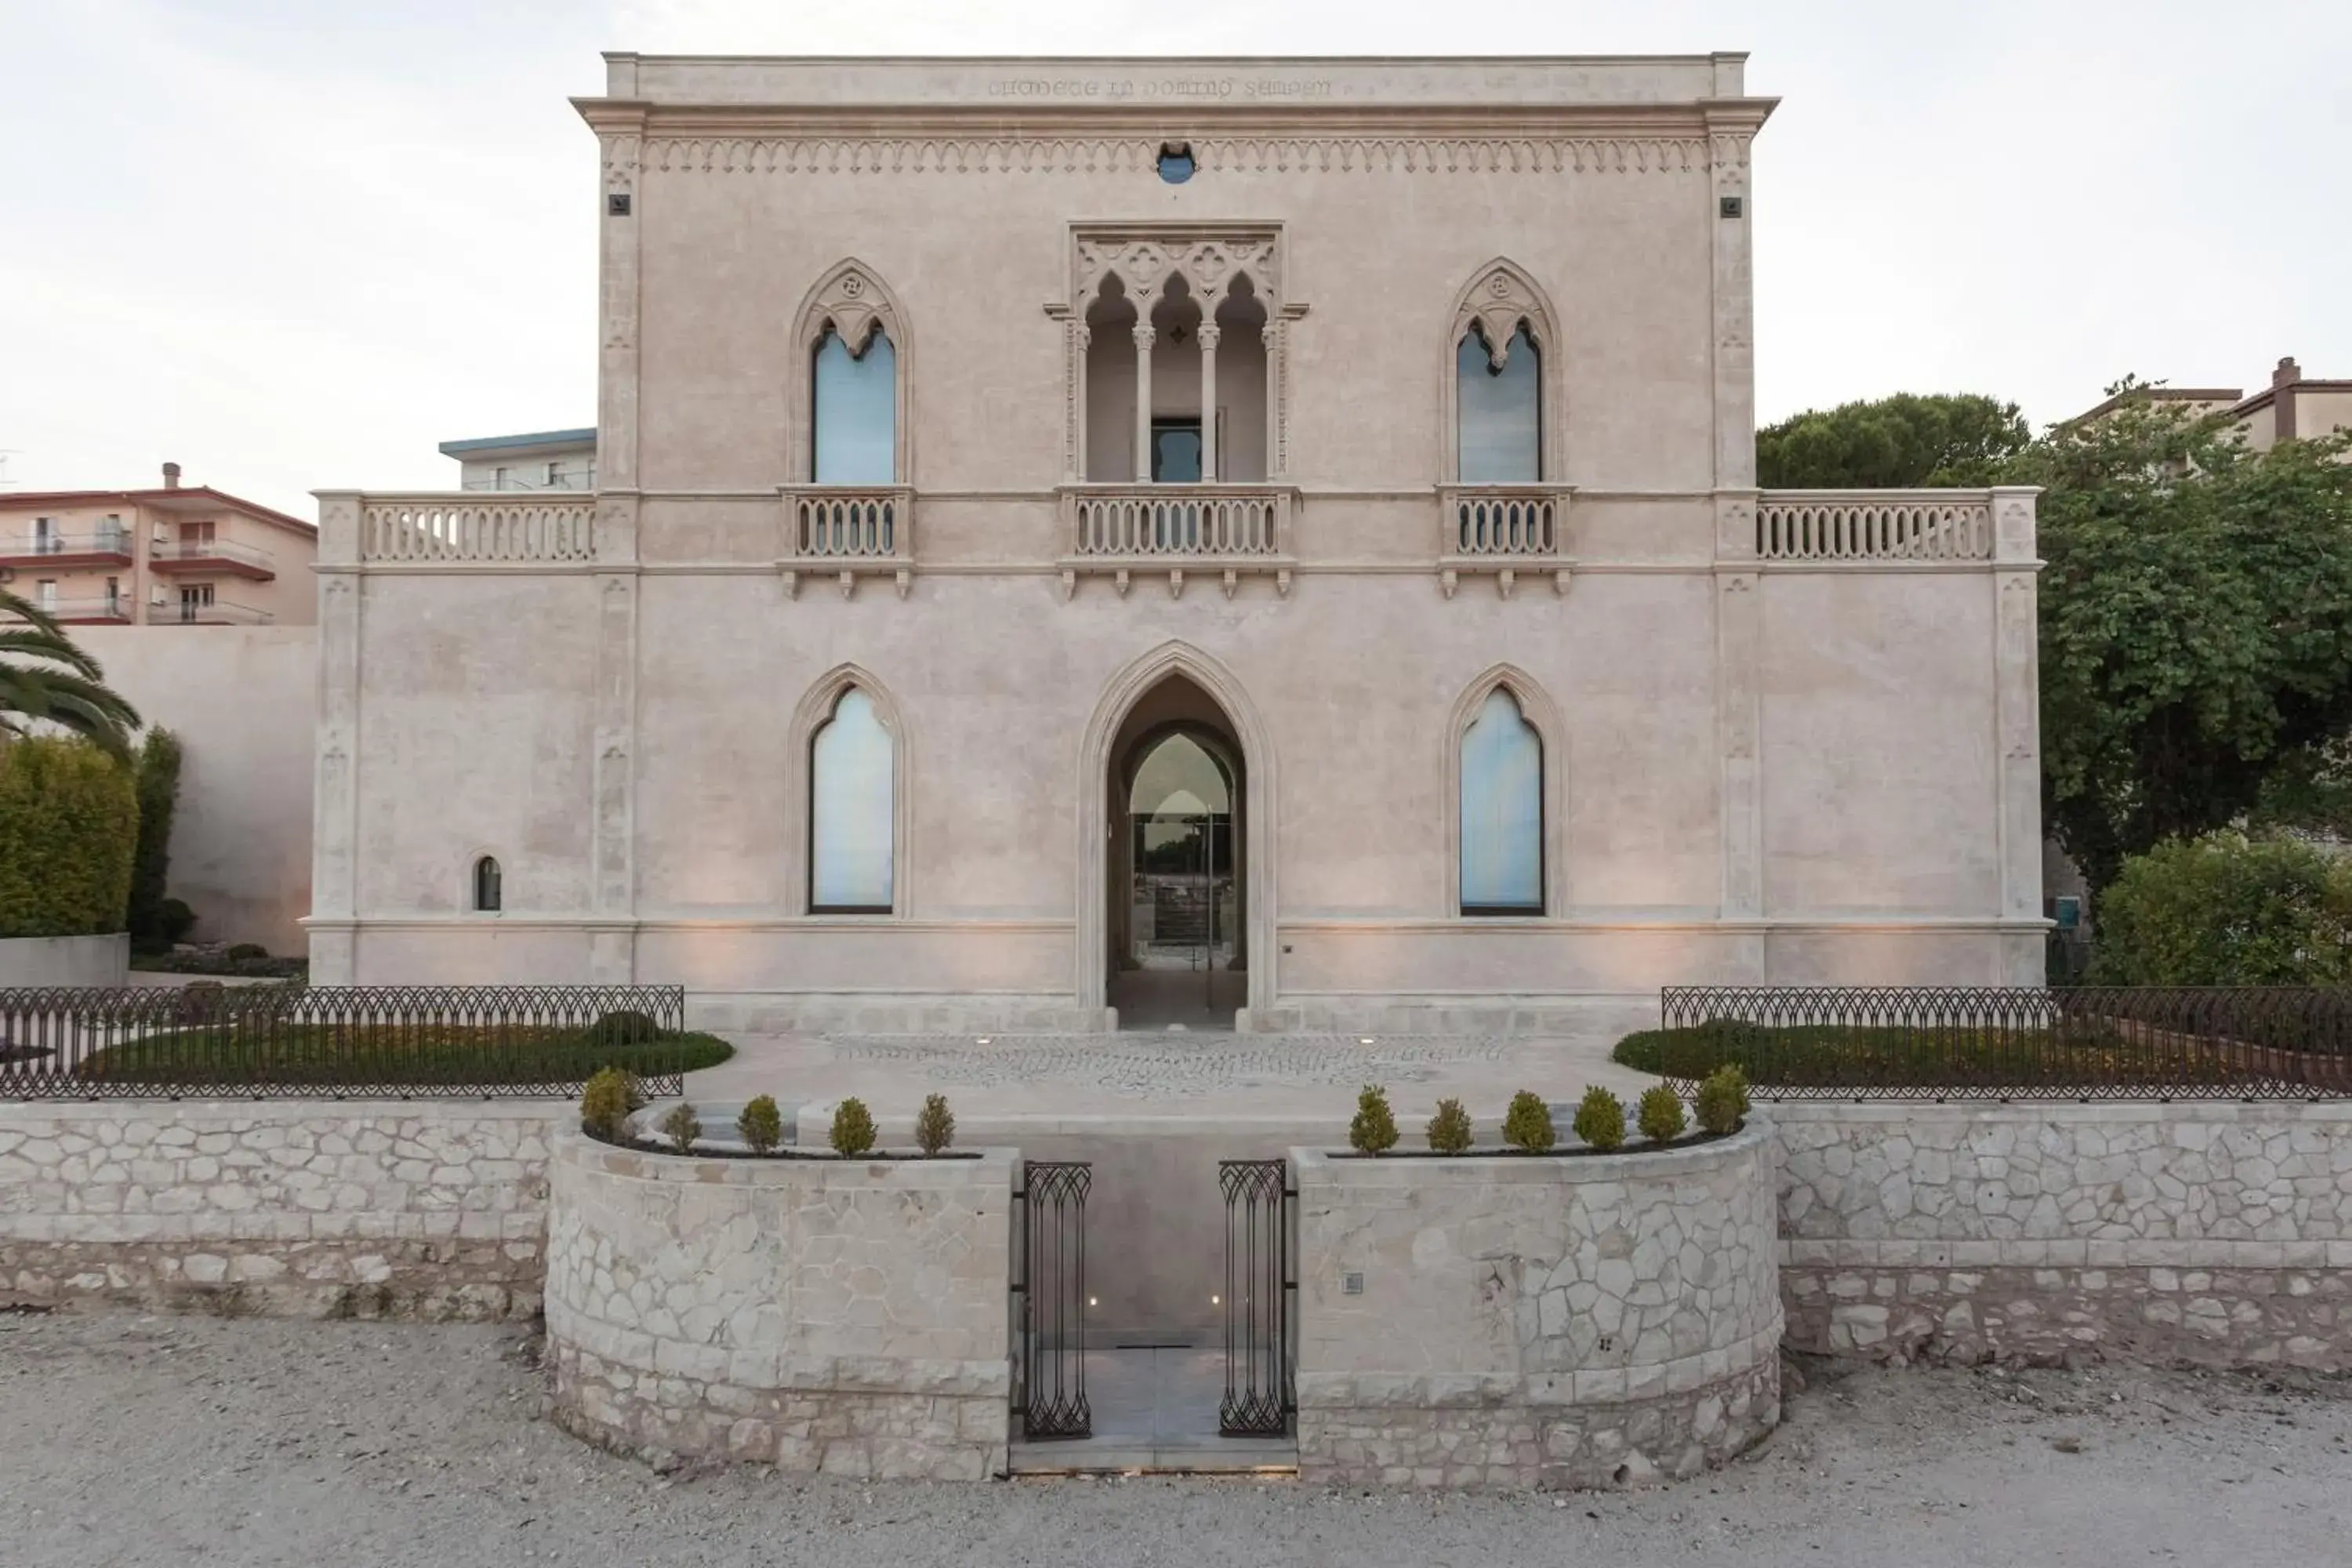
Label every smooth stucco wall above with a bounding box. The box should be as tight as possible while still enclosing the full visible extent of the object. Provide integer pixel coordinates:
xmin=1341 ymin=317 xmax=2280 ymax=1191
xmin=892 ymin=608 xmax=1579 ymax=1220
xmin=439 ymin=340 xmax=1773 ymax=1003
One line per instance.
xmin=0 ymin=934 xmax=129 ymax=987
xmin=75 ymin=625 xmax=315 ymax=954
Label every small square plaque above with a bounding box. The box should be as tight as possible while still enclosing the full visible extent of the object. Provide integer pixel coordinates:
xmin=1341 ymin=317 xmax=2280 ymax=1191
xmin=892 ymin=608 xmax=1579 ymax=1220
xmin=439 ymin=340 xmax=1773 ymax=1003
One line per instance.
xmin=1341 ymin=1271 xmax=1365 ymax=1296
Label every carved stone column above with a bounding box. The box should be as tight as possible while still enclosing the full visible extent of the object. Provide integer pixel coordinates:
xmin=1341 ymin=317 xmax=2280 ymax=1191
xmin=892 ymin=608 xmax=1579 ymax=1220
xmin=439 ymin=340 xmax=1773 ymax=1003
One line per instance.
xmin=1131 ymin=323 xmax=1156 ymax=481
xmin=1069 ymin=320 xmax=1091 ymax=482
xmin=1196 ymin=321 xmax=1221 ymax=481
xmin=1261 ymin=319 xmax=1286 ymax=480
xmin=1991 ymin=487 xmax=2044 ymax=965
xmin=308 ymin=490 xmax=363 ymax=984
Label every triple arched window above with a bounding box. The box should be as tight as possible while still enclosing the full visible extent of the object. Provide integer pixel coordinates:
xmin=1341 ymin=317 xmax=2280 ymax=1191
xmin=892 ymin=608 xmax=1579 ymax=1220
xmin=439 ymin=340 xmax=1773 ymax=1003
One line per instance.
xmin=1445 ymin=260 xmax=1559 ymax=485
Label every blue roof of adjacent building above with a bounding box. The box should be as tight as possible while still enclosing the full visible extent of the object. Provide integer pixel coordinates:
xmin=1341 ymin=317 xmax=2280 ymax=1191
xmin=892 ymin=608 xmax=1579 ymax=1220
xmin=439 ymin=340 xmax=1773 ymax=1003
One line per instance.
xmin=437 ymin=427 xmax=597 ymax=458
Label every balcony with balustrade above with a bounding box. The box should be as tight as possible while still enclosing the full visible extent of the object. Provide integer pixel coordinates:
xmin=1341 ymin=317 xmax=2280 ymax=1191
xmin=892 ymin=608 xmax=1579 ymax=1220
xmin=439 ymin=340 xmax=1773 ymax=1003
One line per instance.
xmin=354 ymin=495 xmax=599 ymax=564
xmin=1435 ymin=485 xmax=1573 ymax=597
xmin=1056 ymin=484 xmax=1298 ymax=600
xmin=779 ymin=485 xmax=913 ymax=599
xmin=45 ymin=595 xmax=135 ymax=625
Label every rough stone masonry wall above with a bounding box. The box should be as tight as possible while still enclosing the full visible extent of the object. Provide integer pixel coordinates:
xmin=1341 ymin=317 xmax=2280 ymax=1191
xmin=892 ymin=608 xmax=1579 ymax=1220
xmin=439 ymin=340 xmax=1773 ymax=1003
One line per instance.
xmin=1777 ymin=1103 xmax=2352 ymax=1369
xmin=543 ymin=1131 xmax=1014 ymax=1481
xmin=1292 ymin=1120 xmax=1781 ymax=1489
xmin=0 ymin=1102 xmax=554 ymax=1319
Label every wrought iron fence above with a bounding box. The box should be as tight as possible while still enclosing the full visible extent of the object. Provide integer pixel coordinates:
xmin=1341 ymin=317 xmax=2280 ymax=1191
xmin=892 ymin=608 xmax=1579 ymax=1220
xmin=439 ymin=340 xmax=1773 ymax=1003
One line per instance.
xmin=1653 ymin=985 xmax=2352 ymax=1101
xmin=0 ymin=985 xmax=691 ymax=1100
xmin=1012 ymin=1160 xmax=1091 ymax=1439
xmin=1218 ymin=1158 xmax=1294 ymax=1436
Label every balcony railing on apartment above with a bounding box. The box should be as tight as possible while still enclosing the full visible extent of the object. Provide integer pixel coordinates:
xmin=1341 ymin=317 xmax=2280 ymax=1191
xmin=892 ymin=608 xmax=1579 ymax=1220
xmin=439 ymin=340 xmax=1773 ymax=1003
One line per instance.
xmin=358 ymin=495 xmax=598 ymax=564
xmin=147 ymin=536 xmax=277 ymax=578
xmin=1 ymin=529 xmax=135 ymax=565
xmin=1755 ymin=492 xmax=1994 ymax=562
xmin=44 ymin=597 xmax=134 ymax=624
xmin=169 ymin=598 xmax=272 ymax=626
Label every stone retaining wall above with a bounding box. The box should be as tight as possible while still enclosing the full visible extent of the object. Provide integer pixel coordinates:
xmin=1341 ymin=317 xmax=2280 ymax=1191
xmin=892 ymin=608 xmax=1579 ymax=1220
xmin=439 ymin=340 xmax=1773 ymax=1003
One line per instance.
xmin=1292 ymin=1120 xmax=1781 ymax=1488
xmin=0 ymin=933 xmax=129 ymax=987
xmin=0 ymin=1102 xmax=554 ymax=1319
xmin=543 ymin=1131 xmax=1013 ymax=1480
xmin=1777 ymin=1103 xmax=2352 ymax=1369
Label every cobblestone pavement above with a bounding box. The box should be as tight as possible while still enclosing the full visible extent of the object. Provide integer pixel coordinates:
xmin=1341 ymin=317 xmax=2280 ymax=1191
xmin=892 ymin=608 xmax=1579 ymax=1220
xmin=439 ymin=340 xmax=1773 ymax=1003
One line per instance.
xmin=5 ymin=1311 xmax=2350 ymax=1567
xmin=685 ymin=1023 xmax=1658 ymax=1120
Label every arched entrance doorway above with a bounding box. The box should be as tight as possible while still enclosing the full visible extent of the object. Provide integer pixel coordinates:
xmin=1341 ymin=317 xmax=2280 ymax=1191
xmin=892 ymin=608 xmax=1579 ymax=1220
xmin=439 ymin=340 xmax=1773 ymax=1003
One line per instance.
xmin=1105 ymin=677 xmax=1247 ymax=1029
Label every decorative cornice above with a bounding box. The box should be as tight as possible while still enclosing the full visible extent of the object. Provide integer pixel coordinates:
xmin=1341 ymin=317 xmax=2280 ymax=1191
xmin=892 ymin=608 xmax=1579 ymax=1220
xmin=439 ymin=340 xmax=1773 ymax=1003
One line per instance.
xmin=641 ymin=134 xmax=1711 ymax=176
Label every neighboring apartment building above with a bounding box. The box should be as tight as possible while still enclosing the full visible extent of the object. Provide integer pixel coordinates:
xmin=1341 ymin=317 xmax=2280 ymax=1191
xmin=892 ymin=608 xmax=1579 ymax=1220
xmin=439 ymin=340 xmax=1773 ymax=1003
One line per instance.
xmin=310 ymin=53 xmax=2045 ymax=1027
xmin=2069 ymin=357 xmax=2352 ymax=448
xmin=439 ymin=428 xmax=597 ymax=491
xmin=0 ymin=463 xmax=318 ymax=626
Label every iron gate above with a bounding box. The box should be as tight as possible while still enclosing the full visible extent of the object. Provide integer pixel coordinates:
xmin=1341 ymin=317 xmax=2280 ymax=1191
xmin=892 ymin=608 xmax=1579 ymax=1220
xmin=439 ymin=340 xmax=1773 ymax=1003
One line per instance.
xmin=1012 ymin=1160 xmax=1091 ymax=1439
xmin=1218 ymin=1158 xmax=1294 ymax=1436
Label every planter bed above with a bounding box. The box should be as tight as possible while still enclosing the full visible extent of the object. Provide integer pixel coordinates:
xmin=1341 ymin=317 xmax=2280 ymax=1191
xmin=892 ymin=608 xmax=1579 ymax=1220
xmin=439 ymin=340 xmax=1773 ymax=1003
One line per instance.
xmin=586 ymin=1127 xmax=981 ymax=1160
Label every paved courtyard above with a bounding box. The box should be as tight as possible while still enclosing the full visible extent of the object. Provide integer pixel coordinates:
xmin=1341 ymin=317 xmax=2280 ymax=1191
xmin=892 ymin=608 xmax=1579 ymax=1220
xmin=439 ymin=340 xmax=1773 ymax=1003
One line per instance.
xmin=684 ymin=1014 xmax=1659 ymax=1129
xmin=3 ymin=1310 xmax=2347 ymax=1567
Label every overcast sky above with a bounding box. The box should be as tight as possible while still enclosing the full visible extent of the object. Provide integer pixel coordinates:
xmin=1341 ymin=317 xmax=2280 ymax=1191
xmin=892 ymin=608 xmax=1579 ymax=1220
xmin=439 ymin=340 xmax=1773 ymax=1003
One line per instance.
xmin=2 ymin=0 xmax=2344 ymax=518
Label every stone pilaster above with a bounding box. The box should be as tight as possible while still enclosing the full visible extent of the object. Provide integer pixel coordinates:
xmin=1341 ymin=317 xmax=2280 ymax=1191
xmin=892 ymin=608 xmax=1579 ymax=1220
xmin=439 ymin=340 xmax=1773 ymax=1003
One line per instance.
xmin=1704 ymin=113 xmax=1759 ymax=488
xmin=1991 ymin=487 xmax=2043 ymax=929
xmin=590 ymin=568 xmax=638 ymax=983
xmin=596 ymin=118 xmax=645 ymax=492
xmin=308 ymin=490 xmax=363 ymax=983
xmin=1714 ymin=492 xmax=1763 ymax=924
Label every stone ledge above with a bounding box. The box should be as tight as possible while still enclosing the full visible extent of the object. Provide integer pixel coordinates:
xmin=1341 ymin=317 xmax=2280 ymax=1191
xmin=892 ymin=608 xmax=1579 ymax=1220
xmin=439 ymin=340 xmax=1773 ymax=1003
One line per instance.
xmin=1783 ymin=1238 xmax=2352 ymax=1269
xmin=1298 ymin=1317 xmax=1784 ymax=1410
xmin=0 ymin=1237 xmax=539 ymax=1320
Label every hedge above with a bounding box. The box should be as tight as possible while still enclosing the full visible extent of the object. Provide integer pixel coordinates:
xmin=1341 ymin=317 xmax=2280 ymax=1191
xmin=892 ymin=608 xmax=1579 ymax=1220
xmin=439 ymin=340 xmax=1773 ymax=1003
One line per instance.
xmin=2089 ymin=830 xmax=2352 ymax=986
xmin=127 ymin=728 xmax=183 ymax=951
xmin=0 ymin=736 xmax=140 ymax=937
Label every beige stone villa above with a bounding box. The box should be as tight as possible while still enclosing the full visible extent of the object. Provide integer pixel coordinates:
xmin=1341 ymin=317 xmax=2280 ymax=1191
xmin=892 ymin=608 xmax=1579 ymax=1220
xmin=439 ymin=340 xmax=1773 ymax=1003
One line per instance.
xmin=308 ymin=53 xmax=2045 ymax=1029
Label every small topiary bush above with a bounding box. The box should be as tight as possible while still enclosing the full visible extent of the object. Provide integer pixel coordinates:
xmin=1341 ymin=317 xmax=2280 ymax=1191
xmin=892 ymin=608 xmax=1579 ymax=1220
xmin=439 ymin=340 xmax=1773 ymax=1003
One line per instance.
xmin=830 ymin=1097 xmax=877 ymax=1157
xmin=580 ymin=1066 xmax=642 ymax=1140
xmin=586 ymin=1008 xmax=662 ymax=1047
xmin=736 ymin=1094 xmax=784 ymax=1155
xmin=1425 ymin=1097 xmax=1473 ymax=1154
xmin=915 ymin=1093 xmax=956 ymax=1156
xmin=1636 ymin=1083 xmax=1687 ymax=1143
xmin=1501 ymin=1090 xmax=1555 ymax=1153
xmin=1348 ymin=1083 xmax=1399 ymax=1154
xmin=658 ymin=1101 xmax=701 ymax=1153
xmin=1572 ymin=1086 xmax=1626 ymax=1152
xmin=1694 ymin=1065 xmax=1750 ymax=1136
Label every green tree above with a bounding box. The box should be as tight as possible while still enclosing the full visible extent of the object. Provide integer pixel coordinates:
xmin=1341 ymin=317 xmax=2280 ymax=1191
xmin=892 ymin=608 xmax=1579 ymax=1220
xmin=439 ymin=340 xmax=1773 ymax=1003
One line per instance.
xmin=127 ymin=729 xmax=183 ymax=953
xmin=2012 ymin=387 xmax=2352 ymax=889
xmin=2089 ymin=830 xmax=2352 ymax=985
xmin=0 ymin=590 xmax=142 ymax=760
xmin=1756 ymin=393 xmax=2031 ymax=489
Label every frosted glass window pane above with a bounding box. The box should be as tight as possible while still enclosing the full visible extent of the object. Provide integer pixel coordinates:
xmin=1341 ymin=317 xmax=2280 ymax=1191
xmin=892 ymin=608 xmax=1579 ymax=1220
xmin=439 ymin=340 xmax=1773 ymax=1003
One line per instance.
xmin=1461 ymin=689 xmax=1542 ymax=912
xmin=813 ymin=328 xmax=897 ymax=484
xmin=811 ymin=689 xmax=894 ymax=910
xmin=1457 ymin=326 xmax=1540 ymax=483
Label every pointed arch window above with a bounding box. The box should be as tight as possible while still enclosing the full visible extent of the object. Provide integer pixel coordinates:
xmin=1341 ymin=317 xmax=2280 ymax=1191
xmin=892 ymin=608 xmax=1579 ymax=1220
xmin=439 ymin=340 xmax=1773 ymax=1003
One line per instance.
xmin=472 ymin=855 xmax=503 ymax=913
xmin=1456 ymin=324 xmax=1541 ymax=483
xmin=809 ymin=688 xmax=895 ymax=913
xmin=812 ymin=327 xmax=898 ymax=484
xmin=1460 ymin=689 xmax=1543 ymax=914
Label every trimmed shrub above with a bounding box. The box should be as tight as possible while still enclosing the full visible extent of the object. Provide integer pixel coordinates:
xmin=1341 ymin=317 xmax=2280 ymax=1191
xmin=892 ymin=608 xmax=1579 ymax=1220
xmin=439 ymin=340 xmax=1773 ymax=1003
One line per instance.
xmin=1425 ymin=1097 xmax=1474 ymax=1154
xmin=586 ymin=1009 xmax=662 ymax=1046
xmin=1501 ymin=1090 xmax=1555 ymax=1153
xmin=0 ymin=736 xmax=138 ymax=938
xmin=658 ymin=1101 xmax=701 ymax=1153
xmin=175 ymin=978 xmax=230 ymax=1026
xmin=158 ymin=898 xmax=197 ymax=946
xmin=1694 ymin=1065 xmax=1749 ymax=1135
xmin=2089 ymin=830 xmax=2352 ymax=985
xmin=126 ymin=729 xmax=182 ymax=953
xmin=1348 ymin=1083 xmax=1399 ymax=1154
xmin=580 ymin=1066 xmax=641 ymax=1140
xmin=829 ymin=1097 xmax=877 ymax=1157
xmin=225 ymin=942 xmax=268 ymax=963
xmin=736 ymin=1094 xmax=784 ymax=1155
xmin=915 ymin=1093 xmax=956 ymax=1156
xmin=1572 ymin=1086 xmax=1626 ymax=1152
xmin=1636 ymin=1083 xmax=1687 ymax=1143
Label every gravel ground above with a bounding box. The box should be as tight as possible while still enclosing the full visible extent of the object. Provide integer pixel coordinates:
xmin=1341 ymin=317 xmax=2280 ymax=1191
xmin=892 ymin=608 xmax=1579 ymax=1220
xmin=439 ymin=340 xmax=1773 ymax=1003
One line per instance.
xmin=3 ymin=1310 xmax=2349 ymax=1567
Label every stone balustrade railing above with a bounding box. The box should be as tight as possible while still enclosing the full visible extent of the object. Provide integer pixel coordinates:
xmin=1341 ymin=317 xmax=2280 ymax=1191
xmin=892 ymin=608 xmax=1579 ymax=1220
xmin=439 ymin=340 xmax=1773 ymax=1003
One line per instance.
xmin=1062 ymin=484 xmax=1291 ymax=560
xmin=358 ymin=495 xmax=598 ymax=564
xmin=1755 ymin=491 xmax=1994 ymax=562
xmin=778 ymin=485 xmax=915 ymax=599
xmin=1437 ymin=485 xmax=1568 ymax=558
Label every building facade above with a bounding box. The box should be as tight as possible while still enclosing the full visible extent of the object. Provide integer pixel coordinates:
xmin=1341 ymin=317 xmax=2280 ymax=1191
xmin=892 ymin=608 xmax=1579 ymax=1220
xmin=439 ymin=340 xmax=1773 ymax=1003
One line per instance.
xmin=2 ymin=464 xmax=317 ymax=628
xmin=310 ymin=53 xmax=2045 ymax=1029
xmin=2068 ymin=356 xmax=2352 ymax=448
xmin=440 ymin=428 xmax=598 ymax=492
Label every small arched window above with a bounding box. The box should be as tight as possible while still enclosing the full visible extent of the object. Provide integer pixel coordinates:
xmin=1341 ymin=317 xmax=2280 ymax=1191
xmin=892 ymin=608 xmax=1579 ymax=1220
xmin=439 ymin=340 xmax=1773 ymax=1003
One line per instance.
xmin=810 ymin=688 xmax=895 ymax=913
xmin=1460 ymin=689 xmax=1542 ymax=915
xmin=1457 ymin=323 xmax=1541 ymax=483
xmin=472 ymin=855 xmax=503 ymax=913
xmin=812 ymin=326 xmax=898 ymax=484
